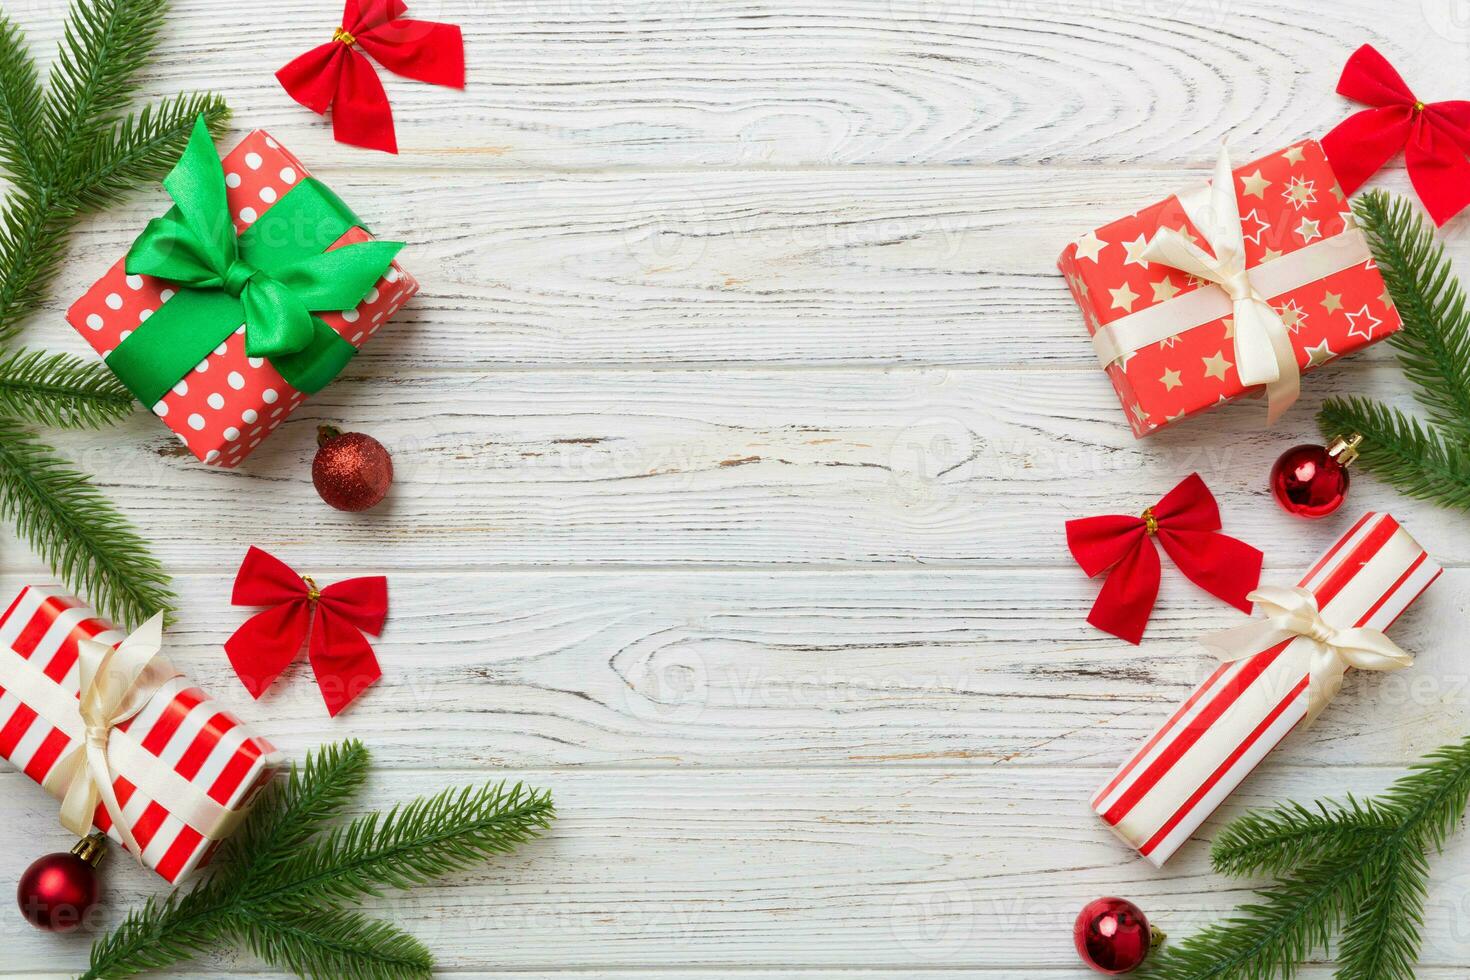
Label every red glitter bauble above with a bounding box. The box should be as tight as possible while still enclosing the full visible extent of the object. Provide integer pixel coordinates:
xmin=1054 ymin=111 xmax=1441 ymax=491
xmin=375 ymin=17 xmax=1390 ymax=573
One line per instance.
xmin=313 ymin=426 xmax=393 ymax=512
xmin=1270 ymin=436 xmax=1360 ymax=519
xmin=17 ymin=837 xmax=104 ymax=932
xmin=1074 ymin=897 xmax=1158 ymax=974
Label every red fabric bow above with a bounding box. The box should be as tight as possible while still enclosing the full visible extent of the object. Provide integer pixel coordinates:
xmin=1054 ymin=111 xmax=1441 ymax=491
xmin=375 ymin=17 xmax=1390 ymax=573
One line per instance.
xmin=224 ymin=547 xmax=389 ymax=716
xmin=276 ymin=0 xmax=465 ymax=154
xmin=1065 ymin=474 xmax=1262 ymax=645
xmin=1321 ymin=44 xmax=1470 ymax=226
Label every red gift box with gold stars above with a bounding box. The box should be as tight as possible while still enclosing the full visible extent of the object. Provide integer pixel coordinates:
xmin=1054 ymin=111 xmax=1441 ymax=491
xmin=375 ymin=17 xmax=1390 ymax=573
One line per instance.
xmin=1058 ymin=140 xmax=1399 ymax=437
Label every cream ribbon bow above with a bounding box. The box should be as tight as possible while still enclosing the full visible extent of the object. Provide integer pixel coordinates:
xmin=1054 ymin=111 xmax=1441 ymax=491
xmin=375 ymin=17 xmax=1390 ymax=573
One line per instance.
xmin=1141 ymin=145 xmax=1301 ymax=423
xmin=42 ymin=614 xmax=179 ymax=860
xmin=1199 ymin=585 xmax=1412 ymax=726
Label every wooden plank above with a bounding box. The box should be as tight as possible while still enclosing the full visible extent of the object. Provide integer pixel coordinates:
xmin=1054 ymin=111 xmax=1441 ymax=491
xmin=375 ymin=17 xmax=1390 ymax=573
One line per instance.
xmin=8 ymin=1 xmax=1467 ymax=169
xmin=20 ymin=167 xmax=1456 ymax=370
xmin=6 ymin=362 xmax=1469 ymax=571
xmin=0 ymin=567 xmax=1460 ymax=773
xmin=4 ymin=766 xmax=1469 ymax=972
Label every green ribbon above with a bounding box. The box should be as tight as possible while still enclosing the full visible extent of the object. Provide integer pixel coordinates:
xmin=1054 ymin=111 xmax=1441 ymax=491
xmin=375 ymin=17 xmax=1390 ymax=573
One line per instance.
xmin=111 ymin=116 xmax=403 ymax=407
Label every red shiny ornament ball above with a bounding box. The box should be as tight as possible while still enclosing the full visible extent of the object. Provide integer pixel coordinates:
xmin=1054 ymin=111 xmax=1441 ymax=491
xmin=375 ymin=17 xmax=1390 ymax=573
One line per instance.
xmin=17 ymin=851 xmax=99 ymax=932
xmin=1075 ymin=897 xmax=1155 ymax=974
xmin=1270 ymin=443 xmax=1350 ymax=519
xmin=313 ymin=426 xmax=393 ymax=512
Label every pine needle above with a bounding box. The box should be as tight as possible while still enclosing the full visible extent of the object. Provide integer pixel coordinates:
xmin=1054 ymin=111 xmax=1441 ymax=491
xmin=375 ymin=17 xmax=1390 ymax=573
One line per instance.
xmin=1353 ymin=190 xmax=1470 ymax=440
xmin=81 ymin=740 xmax=556 ymax=980
xmin=0 ymin=11 xmax=46 ymax=190
xmin=0 ymin=348 xmax=134 ymax=428
xmin=1316 ymin=191 xmax=1470 ymax=509
xmin=1319 ymin=396 xmax=1470 ymax=511
xmin=235 ymin=907 xmax=434 ymax=980
xmin=0 ymin=0 xmax=228 ymax=623
xmin=1136 ymin=735 xmax=1470 ymax=980
xmin=0 ymin=417 xmax=174 ymax=626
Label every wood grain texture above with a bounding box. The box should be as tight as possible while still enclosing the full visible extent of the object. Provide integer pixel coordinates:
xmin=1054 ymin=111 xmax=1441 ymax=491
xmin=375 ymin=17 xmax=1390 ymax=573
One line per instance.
xmin=11 ymin=0 xmax=1470 ymax=169
xmin=6 ymin=767 xmax=1470 ymax=973
xmin=5 ymin=0 xmax=1470 ymax=975
xmin=1 ymin=570 xmax=1463 ymax=774
xmin=24 ymin=167 xmax=1469 ymax=370
xmin=8 ymin=362 xmax=1470 ymax=571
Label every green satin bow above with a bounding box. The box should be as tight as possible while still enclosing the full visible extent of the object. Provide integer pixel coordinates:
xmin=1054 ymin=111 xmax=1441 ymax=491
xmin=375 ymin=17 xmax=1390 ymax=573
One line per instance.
xmin=111 ymin=116 xmax=402 ymax=408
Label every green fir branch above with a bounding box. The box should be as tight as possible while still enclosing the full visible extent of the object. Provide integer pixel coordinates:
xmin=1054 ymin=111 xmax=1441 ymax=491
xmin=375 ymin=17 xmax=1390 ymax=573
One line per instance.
xmin=1137 ymin=735 xmax=1470 ymax=980
xmin=0 ymin=0 xmax=228 ymax=625
xmin=1319 ymin=396 xmax=1470 ymax=511
xmin=1317 ymin=191 xmax=1470 ymax=510
xmin=0 ymin=417 xmax=174 ymax=626
xmin=41 ymin=0 xmax=169 ymax=177
xmin=0 ymin=10 xmax=47 ymax=189
xmin=1334 ymin=846 xmax=1428 ymax=980
xmin=67 ymin=92 xmax=228 ymax=212
xmin=243 ymin=781 xmax=557 ymax=912
xmin=1351 ymin=190 xmax=1470 ymax=440
xmin=81 ymin=740 xmax=556 ymax=980
xmin=219 ymin=738 xmax=372 ymax=879
xmin=1209 ymin=798 xmax=1390 ymax=879
xmin=234 ymin=907 xmax=434 ymax=980
xmin=0 ymin=193 xmax=74 ymax=344
xmin=0 ymin=348 xmax=134 ymax=428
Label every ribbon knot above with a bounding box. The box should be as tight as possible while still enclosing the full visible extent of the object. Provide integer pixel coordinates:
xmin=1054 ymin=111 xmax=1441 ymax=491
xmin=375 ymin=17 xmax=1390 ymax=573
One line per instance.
xmin=221 ymin=259 xmax=257 ymax=298
xmin=225 ymin=547 xmax=388 ymax=716
xmin=1202 ymin=585 xmax=1414 ymax=726
xmin=1066 ymin=473 xmax=1263 ymax=644
xmin=42 ymin=615 xmax=179 ymax=863
xmin=116 ymin=116 xmax=403 ymax=409
xmin=277 ymin=0 xmax=465 ymax=154
xmin=1322 ymin=43 xmax=1470 ymax=226
xmin=1305 ymin=618 xmax=1337 ymax=646
xmin=1140 ymin=145 xmax=1301 ymax=423
xmin=1222 ymin=268 xmax=1258 ymax=304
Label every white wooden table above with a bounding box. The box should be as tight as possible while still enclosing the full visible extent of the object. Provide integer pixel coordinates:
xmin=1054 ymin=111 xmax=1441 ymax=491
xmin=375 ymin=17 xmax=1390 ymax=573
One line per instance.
xmin=5 ymin=1 xmax=1470 ymax=976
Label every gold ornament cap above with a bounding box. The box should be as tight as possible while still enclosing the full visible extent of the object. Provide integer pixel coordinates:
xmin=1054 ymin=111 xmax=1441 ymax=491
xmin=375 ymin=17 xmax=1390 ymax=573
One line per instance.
xmin=1327 ymin=433 xmax=1363 ymax=467
xmin=70 ymin=832 xmax=107 ymax=868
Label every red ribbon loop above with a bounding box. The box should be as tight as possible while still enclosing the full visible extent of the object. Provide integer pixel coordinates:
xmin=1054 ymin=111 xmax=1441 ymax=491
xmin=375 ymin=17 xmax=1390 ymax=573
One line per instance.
xmin=1321 ymin=44 xmax=1470 ymax=226
xmin=276 ymin=0 xmax=465 ymax=154
xmin=224 ymin=546 xmax=389 ymax=716
xmin=1065 ymin=474 xmax=1262 ymax=644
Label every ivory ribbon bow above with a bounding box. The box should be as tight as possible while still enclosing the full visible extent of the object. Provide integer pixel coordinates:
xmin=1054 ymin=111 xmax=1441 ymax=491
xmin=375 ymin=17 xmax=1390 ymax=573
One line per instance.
xmin=1322 ymin=44 xmax=1470 ymax=226
xmin=1066 ymin=473 xmax=1263 ymax=645
xmin=1141 ymin=145 xmax=1301 ymax=423
xmin=1200 ymin=585 xmax=1413 ymax=726
xmin=225 ymin=547 xmax=388 ymax=717
xmin=276 ymin=0 xmax=465 ymax=154
xmin=43 ymin=615 xmax=178 ymax=860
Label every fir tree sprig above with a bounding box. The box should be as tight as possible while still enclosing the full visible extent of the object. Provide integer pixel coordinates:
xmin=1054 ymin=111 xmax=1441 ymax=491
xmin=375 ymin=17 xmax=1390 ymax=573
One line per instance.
xmin=1318 ymin=191 xmax=1470 ymax=508
xmin=0 ymin=0 xmax=229 ymax=626
xmin=0 ymin=417 xmax=173 ymax=626
xmin=81 ymin=740 xmax=556 ymax=980
xmin=1319 ymin=397 xmax=1470 ymax=511
xmin=0 ymin=348 xmax=134 ymax=428
xmin=1137 ymin=735 xmax=1470 ymax=980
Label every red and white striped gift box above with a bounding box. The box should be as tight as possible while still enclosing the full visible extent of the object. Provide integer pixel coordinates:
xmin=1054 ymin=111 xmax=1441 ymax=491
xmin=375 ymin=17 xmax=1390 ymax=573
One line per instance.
xmin=0 ymin=586 xmax=281 ymax=883
xmin=1092 ymin=512 xmax=1441 ymax=867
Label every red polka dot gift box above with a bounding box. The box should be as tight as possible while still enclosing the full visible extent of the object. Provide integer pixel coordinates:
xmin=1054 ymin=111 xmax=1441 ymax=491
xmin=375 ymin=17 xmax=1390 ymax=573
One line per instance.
xmin=1058 ymin=140 xmax=1400 ymax=437
xmin=66 ymin=127 xmax=418 ymax=467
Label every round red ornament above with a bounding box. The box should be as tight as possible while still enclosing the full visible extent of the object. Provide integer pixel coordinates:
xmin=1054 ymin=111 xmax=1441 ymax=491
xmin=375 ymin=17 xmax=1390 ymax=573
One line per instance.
xmin=313 ymin=425 xmax=393 ymax=512
xmin=1269 ymin=434 xmax=1361 ymax=519
xmin=1074 ymin=896 xmax=1162 ymax=974
xmin=17 ymin=835 xmax=105 ymax=932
